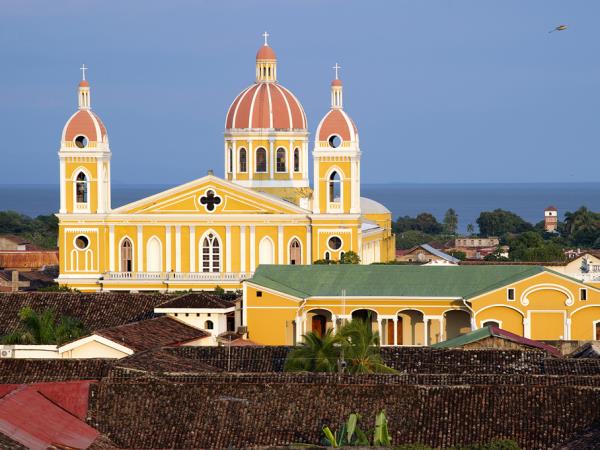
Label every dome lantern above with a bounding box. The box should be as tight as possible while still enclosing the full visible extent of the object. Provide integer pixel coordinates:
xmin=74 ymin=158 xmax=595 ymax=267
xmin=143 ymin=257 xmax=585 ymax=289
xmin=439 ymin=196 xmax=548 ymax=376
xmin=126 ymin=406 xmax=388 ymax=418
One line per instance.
xmin=256 ymin=31 xmax=277 ymax=83
xmin=78 ymin=64 xmax=91 ymax=110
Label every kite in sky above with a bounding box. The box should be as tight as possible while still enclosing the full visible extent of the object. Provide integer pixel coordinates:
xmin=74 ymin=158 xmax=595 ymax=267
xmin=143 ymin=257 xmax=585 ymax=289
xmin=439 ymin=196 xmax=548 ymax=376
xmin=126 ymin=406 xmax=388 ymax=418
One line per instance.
xmin=549 ymin=25 xmax=568 ymax=33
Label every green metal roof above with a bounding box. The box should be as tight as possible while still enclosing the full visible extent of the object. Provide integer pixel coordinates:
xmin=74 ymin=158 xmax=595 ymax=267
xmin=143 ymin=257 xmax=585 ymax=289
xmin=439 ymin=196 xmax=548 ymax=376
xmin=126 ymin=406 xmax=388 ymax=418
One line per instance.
xmin=248 ymin=264 xmax=548 ymax=299
xmin=431 ymin=326 xmax=493 ymax=348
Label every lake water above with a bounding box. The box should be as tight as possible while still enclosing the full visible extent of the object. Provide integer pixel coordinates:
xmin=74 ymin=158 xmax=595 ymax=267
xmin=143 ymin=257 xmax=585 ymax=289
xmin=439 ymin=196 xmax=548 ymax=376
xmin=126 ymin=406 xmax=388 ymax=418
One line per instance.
xmin=1 ymin=183 xmax=599 ymax=233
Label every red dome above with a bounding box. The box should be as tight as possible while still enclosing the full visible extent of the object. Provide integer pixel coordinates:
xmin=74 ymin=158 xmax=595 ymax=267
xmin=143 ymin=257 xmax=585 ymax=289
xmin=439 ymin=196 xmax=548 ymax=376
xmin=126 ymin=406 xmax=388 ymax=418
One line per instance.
xmin=331 ymin=79 xmax=343 ymax=87
xmin=316 ymin=109 xmax=358 ymax=143
xmin=62 ymin=109 xmax=107 ymax=143
xmin=225 ymin=83 xmax=306 ymax=130
xmin=78 ymin=80 xmax=90 ymax=87
xmin=256 ymin=45 xmax=277 ymax=60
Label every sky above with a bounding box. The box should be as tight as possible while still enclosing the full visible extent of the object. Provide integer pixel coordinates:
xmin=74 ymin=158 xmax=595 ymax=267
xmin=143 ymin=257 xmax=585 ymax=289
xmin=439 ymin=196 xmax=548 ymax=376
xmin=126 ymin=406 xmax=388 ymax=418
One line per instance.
xmin=0 ymin=0 xmax=599 ymax=185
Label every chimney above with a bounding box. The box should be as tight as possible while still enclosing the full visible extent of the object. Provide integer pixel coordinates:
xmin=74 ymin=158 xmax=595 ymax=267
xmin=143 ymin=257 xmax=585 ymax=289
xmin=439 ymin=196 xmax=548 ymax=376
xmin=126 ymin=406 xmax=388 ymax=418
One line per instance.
xmin=11 ymin=271 xmax=19 ymax=292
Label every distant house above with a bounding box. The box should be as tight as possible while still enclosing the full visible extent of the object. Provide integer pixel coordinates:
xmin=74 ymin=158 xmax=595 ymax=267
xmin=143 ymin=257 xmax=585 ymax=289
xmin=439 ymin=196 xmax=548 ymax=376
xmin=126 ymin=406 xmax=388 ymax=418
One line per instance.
xmin=0 ymin=234 xmax=58 ymax=274
xmin=396 ymin=243 xmax=460 ymax=264
xmin=550 ymin=252 xmax=600 ymax=284
xmin=432 ymin=325 xmax=561 ymax=357
xmin=544 ymin=205 xmax=559 ymax=232
xmin=448 ymin=236 xmax=504 ymax=260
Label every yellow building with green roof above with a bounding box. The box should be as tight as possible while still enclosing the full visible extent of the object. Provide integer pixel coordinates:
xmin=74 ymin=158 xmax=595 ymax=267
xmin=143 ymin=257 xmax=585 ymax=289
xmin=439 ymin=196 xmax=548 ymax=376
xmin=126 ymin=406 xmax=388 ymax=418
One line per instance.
xmin=244 ymin=264 xmax=600 ymax=345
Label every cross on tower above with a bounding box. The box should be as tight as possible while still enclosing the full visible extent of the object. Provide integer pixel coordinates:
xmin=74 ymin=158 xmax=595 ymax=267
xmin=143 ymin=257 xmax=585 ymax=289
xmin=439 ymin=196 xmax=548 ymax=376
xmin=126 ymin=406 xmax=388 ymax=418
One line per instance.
xmin=333 ymin=63 xmax=341 ymax=80
xmin=199 ymin=190 xmax=222 ymax=212
xmin=80 ymin=64 xmax=88 ymax=81
xmin=262 ymin=31 xmax=270 ymax=46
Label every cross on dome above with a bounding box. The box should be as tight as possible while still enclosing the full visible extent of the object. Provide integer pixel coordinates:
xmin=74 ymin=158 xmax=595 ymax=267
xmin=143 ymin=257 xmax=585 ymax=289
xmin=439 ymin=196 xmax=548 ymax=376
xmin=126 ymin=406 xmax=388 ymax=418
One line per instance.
xmin=333 ymin=63 xmax=341 ymax=80
xmin=80 ymin=64 xmax=88 ymax=81
xmin=262 ymin=31 xmax=270 ymax=46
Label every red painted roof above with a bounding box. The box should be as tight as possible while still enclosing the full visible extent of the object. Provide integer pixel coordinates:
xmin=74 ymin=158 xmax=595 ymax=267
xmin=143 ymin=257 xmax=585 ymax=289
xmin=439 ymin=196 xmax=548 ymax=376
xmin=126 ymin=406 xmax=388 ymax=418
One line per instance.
xmin=545 ymin=205 xmax=558 ymax=211
xmin=62 ymin=109 xmax=107 ymax=143
xmin=226 ymin=82 xmax=306 ymax=130
xmin=316 ymin=108 xmax=358 ymax=142
xmin=0 ymin=381 xmax=98 ymax=450
xmin=331 ymin=79 xmax=343 ymax=86
xmin=256 ymin=44 xmax=276 ymax=60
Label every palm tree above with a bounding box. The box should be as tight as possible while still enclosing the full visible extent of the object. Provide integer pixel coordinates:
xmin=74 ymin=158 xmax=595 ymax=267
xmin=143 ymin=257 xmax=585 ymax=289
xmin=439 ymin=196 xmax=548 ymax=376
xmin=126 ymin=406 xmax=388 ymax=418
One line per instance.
xmin=2 ymin=307 xmax=87 ymax=345
xmin=284 ymin=329 xmax=340 ymax=372
xmin=338 ymin=318 xmax=396 ymax=374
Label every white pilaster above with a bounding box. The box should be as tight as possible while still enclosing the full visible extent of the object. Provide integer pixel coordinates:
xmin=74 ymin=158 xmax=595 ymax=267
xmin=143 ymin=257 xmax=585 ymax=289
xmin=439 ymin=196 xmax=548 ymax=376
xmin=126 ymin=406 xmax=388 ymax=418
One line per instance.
xmin=278 ymin=225 xmax=284 ymax=263
xmin=97 ymin=159 xmax=104 ymax=213
xmin=393 ymin=317 xmax=398 ymax=346
xmin=303 ymin=141 xmax=309 ymax=183
xmin=59 ymin=159 xmax=66 ymax=213
xmin=189 ymin=226 xmax=196 ymax=272
xmin=250 ymin=225 xmax=256 ymax=272
xmin=248 ymin=140 xmax=253 ymax=179
xmin=226 ymin=225 xmax=232 ymax=272
xmin=175 ymin=225 xmax=181 ymax=272
xmin=424 ymin=317 xmax=430 ymax=345
xmin=240 ymin=226 xmax=246 ymax=273
xmin=232 ymin=141 xmax=237 ymax=180
xmin=269 ymin=140 xmax=274 ymax=178
xmin=565 ymin=317 xmax=571 ymax=340
xmin=294 ymin=316 xmax=303 ymax=344
xmin=165 ymin=226 xmax=172 ymax=272
xmin=306 ymin=225 xmax=312 ymax=264
xmin=523 ymin=317 xmax=530 ymax=338
xmin=137 ymin=225 xmax=143 ymax=272
xmin=108 ymin=225 xmax=115 ymax=272
xmin=289 ymin=140 xmax=293 ymax=178
xmin=332 ymin=314 xmax=338 ymax=333
xmin=313 ymin=159 xmax=320 ymax=213
xmin=377 ymin=318 xmax=383 ymax=340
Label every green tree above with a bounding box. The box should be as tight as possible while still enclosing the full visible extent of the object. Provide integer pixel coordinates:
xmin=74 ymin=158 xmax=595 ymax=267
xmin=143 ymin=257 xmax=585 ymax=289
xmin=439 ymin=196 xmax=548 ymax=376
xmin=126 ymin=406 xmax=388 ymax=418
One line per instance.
xmin=507 ymin=231 xmax=565 ymax=262
xmin=338 ymin=318 xmax=396 ymax=374
xmin=396 ymin=230 xmax=433 ymax=250
xmin=2 ymin=307 xmax=87 ymax=345
xmin=0 ymin=211 xmax=58 ymax=249
xmin=476 ymin=209 xmax=533 ymax=237
xmin=443 ymin=208 xmax=459 ymax=235
xmin=394 ymin=213 xmax=443 ymax=235
xmin=284 ymin=329 xmax=340 ymax=372
xmin=563 ymin=206 xmax=600 ymax=247
xmin=340 ymin=251 xmax=360 ymax=264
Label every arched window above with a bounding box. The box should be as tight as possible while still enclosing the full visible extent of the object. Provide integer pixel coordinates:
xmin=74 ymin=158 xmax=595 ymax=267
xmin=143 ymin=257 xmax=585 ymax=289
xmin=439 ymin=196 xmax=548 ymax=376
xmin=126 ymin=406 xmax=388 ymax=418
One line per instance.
xmin=239 ymin=148 xmax=247 ymax=172
xmin=289 ymin=238 xmax=301 ymax=265
xmin=120 ymin=238 xmax=133 ymax=272
xmin=324 ymin=251 xmax=331 ymax=261
xmin=76 ymin=172 xmax=88 ymax=203
xmin=256 ymin=147 xmax=267 ymax=173
xmin=205 ymin=320 xmax=214 ymax=330
xmin=329 ymin=171 xmax=341 ymax=203
xmin=293 ymin=148 xmax=300 ymax=172
xmin=276 ymin=148 xmax=286 ymax=172
xmin=228 ymin=147 xmax=233 ymax=173
xmin=202 ymin=232 xmax=220 ymax=273
xmin=146 ymin=237 xmax=162 ymax=272
xmin=482 ymin=320 xmax=501 ymax=329
xmin=258 ymin=237 xmax=274 ymax=265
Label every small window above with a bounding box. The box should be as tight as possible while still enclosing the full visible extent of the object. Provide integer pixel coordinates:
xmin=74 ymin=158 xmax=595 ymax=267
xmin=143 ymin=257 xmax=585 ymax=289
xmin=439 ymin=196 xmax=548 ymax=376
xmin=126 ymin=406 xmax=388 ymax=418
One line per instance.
xmin=293 ymin=148 xmax=300 ymax=172
xmin=75 ymin=172 xmax=88 ymax=203
xmin=239 ymin=148 xmax=247 ymax=172
xmin=74 ymin=235 xmax=89 ymax=250
xmin=580 ymin=288 xmax=588 ymax=301
xmin=256 ymin=291 xmax=263 ymax=298
xmin=276 ymin=148 xmax=286 ymax=172
xmin=328 ymin=236 xmax=342 ymax=251
xmin=325 ymin=251 xmax=330 ymax=261
xmin=74 ymin=135 xmax=88 ymax=148
xmin=256 ymin=148 xmax=267 ymax=173
xmin=328 ymin=135 xmax=342 ymax=148
xmin=507 ymin=288 xmax=515 ymax=301
xmin=205 ymin=320 xmax=214 ymax=330
xmin=185 ymin=313 xmax=189 ymax=317
xmin=228 ymin=147 xmax=233 ymax=173
xmin=482 ymin=320 xmax=501 ymax=328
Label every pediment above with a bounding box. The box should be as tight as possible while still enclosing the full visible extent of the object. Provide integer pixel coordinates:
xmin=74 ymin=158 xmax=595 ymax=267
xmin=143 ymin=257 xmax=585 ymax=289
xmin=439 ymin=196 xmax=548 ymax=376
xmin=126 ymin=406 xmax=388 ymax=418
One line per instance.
xmin=112 ymin=176 xmax=306 ymax=215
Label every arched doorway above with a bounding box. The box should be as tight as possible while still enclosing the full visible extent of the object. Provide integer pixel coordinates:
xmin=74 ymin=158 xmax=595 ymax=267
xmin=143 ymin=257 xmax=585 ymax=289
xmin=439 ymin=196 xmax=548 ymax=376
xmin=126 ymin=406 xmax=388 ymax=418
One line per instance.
xmin=482 ymin=320 xmax=501 ymax=329
xmin=146 ymin=237 xmax=162 ymax=272
xmin=351 ymin=309 xmax=378 ymax=333
xmin=120 ymin=238 xmax=133 ymax=272
xmin=444 ymin=310 xmax=472 ymax=340
xmin=397 ymin=310 xmax=425 ymax=346
xmin=307 ymin=309 xmax=333 ymax=338
xmin=289 ymin=238 xmax=301 ymax=265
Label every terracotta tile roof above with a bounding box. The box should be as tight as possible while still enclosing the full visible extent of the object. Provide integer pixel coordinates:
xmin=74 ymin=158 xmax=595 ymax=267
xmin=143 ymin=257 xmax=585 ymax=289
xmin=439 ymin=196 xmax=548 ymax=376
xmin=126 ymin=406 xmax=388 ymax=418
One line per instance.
xmin=0 ymin=251 xmax=58 ymax=270
xmin=114 ymin=347 xmax=221 ymax=374
xmin=0 ymin=292 xmax=172 ymax=336
xmin=156 ymin=292 xmax=236 ymax=310
xmin=94 ymin=316 xmax=209 ymax=352
xmin=0 ymin=359 xmax=109 ymax=384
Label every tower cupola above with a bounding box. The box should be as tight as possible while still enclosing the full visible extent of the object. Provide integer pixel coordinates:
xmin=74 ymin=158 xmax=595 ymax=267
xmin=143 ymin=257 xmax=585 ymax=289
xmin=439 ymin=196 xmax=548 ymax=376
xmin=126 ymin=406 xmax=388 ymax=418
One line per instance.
xmin=256 ymin=31 xmax=277 ymax=82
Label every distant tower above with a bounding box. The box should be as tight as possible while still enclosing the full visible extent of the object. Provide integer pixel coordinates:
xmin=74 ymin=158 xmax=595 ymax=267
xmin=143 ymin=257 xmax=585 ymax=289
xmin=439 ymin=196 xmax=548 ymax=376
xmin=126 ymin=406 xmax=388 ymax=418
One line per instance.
xmin=58 ymin=65 xmax=111 ymax=215
xmin=544 ymin=206 xmax=558 ymax=232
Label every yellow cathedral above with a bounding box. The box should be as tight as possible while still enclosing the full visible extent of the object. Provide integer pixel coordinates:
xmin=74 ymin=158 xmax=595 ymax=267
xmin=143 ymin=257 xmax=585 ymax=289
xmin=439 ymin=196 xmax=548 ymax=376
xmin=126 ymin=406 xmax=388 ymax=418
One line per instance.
xmin=56 ymin=37 xmax=395 ymax=292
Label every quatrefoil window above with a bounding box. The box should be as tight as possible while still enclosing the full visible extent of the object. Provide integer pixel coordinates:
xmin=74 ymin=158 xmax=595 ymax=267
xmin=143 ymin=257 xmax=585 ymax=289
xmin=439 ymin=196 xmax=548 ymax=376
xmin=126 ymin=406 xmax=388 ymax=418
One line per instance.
xmin=199 ymin=189 xmax=222 ymax=212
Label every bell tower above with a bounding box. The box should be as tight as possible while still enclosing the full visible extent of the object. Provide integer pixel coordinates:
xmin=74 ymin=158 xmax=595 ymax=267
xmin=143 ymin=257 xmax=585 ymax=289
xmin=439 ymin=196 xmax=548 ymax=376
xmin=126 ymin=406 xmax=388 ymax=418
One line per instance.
xmin=313 ymin=64 xmax=361 ymax=215
xmin=59 ymin=65 xmax=111 ymax=215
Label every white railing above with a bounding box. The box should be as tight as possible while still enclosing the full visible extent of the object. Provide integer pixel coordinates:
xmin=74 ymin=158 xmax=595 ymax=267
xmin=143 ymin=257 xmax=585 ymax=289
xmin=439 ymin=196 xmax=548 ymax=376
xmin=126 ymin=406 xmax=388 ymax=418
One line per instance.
xmin=581 ymin=273 xmax=600 ymax=282
xmin=104 ymin=271 xmax=252 ymax=282
xmin=328 ymin=202 xmax=342 ymax=211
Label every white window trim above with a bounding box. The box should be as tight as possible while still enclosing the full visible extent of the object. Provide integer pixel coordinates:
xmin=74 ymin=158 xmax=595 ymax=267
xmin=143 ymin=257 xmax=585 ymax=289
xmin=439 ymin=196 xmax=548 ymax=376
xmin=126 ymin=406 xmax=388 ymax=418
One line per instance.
xmin=580 ymin=288 xmax=588 ymax=301
xmin=118 ymin=236 xmax=134 ymax=272
xmin=480 ymin=319 xmax=503 ymax=328
xmin=275 ymin=147 xmax=287 ymax=173
xmin=255 ymin=147 xmax=268 ymax=173
xmin=199 ymin=229 xmax=222 ymax=273
xmin=238 ymin=148 xmax=248 ymax=173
